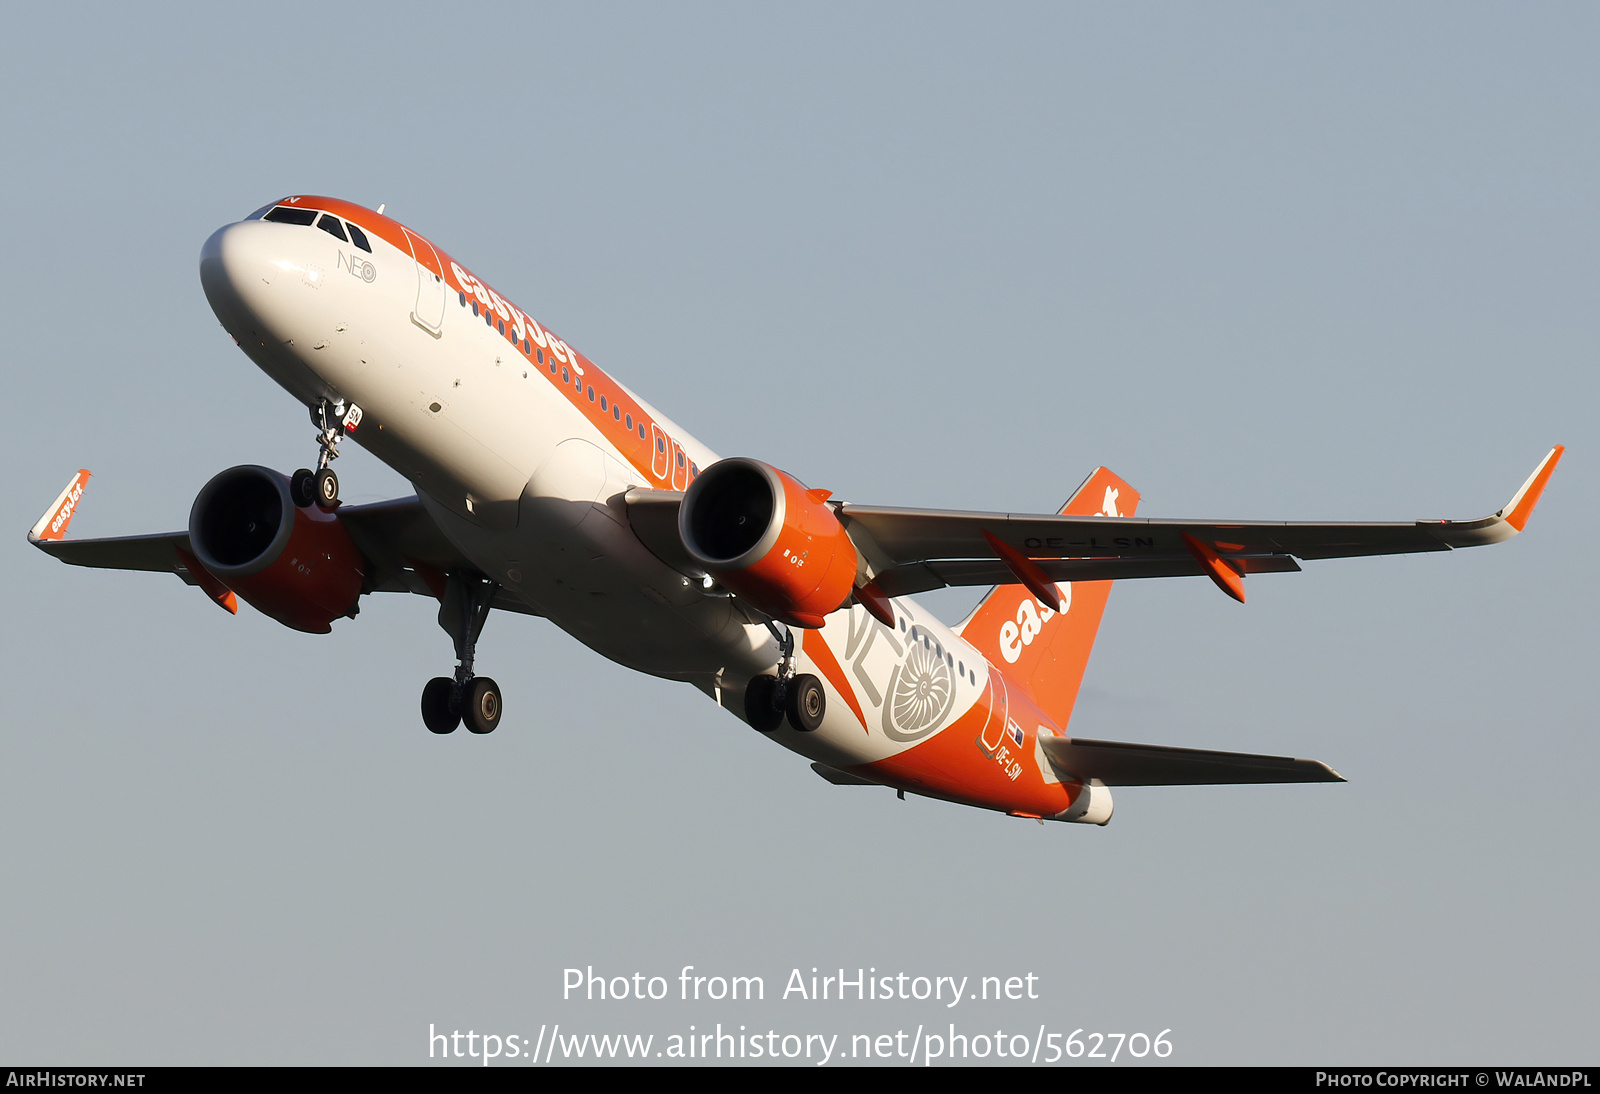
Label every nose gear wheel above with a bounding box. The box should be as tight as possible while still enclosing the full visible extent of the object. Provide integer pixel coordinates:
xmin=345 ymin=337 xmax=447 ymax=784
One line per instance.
xmin=291 ymin=399 xmax=348 ymax=509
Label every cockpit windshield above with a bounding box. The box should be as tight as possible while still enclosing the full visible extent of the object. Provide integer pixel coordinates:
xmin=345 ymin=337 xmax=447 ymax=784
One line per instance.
xmin=263 ymin=205 xmax=316 ymax=227
xmin=257 ymin=204 xmax=373 ymax=253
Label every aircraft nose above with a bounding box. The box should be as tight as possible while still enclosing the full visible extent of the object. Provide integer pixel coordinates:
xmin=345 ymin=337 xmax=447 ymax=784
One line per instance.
xmin=199 ymin=220 xmax=290 ymax=337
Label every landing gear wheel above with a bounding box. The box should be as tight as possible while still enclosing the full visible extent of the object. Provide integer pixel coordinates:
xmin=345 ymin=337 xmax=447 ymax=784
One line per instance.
xmin=422 ymin=677 xmax=459 ymax=734
xmin=314 ymin=467 xmax=339 ymax=509
xmin=290 ymin=468 xmax=316 ymax=508
xmin=743 ymin=675 xmax=785 ymax=732
xmin=786 ymin=674 xmax=826 ymax=732
xmin=464 ymin=677 xmax=502 ymax=734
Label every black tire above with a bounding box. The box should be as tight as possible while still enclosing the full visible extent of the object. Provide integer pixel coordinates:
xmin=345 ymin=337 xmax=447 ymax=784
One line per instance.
xmin=422 ymin=677 xmax=459 ymax=734
xmin=290 ymin=468 xmax=316 ymax=508
xmin=314 ymin=467 xmax=339 ymax=508
xmin=743 ymin=675 xmax=784 ymax=732
xmin=786 ymin=674 xmax=826 ymax=732
xmin=464 ymin=677 xmax=502 ymax=734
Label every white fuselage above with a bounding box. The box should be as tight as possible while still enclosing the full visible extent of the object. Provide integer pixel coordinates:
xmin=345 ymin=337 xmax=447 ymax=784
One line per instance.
xmin=199 ymin=206 xmax=1021 ymax=796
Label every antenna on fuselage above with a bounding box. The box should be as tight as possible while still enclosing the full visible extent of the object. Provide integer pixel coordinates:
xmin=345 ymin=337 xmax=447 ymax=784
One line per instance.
xmin=377 ymin=204 xmax=386 ymax=215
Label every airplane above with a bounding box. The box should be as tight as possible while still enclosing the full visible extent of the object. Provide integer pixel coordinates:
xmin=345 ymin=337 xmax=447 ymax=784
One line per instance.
xmin=27 ymin=195 xmax=1564 ymax=825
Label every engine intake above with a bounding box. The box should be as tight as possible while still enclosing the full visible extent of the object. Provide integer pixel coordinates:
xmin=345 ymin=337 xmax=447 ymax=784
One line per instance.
xmin=188 ymin=465 xmax=365 ymax=634
xmin=679 ymin=458 xmax=857 ymax=628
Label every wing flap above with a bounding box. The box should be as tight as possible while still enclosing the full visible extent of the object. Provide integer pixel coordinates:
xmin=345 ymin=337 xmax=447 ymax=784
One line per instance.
xmin=874 ymin=553 xmax=1302 ymax=597
xmin=1040 ymin=735 xmax=1344 ymax=786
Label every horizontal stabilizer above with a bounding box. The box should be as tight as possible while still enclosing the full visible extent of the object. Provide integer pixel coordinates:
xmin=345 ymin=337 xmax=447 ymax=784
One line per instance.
xmin=1039 ymin=734 xmax=1344 ymax=786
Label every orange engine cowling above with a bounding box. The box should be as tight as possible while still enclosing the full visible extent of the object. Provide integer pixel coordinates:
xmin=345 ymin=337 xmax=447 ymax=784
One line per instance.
xmin=188 ymin=465 xmax=366 ymax=634
xmin=678 ymin=458 xmax=857 ymax=628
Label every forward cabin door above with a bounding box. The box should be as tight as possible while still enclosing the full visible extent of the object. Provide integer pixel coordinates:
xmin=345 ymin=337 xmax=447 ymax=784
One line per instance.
xmin=403 ymin=227 xmax=447 ymax=336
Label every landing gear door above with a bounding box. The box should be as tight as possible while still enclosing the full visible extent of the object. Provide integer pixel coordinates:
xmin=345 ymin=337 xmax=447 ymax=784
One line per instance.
xmin=403 ymin=227 xmax=447 ymax=337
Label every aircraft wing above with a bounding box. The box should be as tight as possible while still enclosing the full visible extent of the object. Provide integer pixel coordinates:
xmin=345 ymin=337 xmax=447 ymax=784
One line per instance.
xmin=626 ymin=447 xmax=1562 ymax=603
xmin=27 ymin=472 xmax=540 ymax=616
xmin=840 ymin=446 xmax=1564 ymax=599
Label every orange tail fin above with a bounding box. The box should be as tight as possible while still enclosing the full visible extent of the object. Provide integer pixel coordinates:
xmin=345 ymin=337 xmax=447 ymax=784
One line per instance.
xmin=955 ymin=467 xmax=1140 ymax=730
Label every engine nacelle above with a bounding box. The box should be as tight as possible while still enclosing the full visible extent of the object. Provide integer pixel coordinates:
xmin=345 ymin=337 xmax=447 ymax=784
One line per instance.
xmin=188 ymin=465 xmax=366 ymax=634
xmin=679 ymin=458 xmax=857 ymax=628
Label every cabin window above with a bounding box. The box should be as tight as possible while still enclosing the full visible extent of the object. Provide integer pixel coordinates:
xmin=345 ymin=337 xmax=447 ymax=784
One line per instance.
xmin=587 ymin=385 xmax=595 ymax=402
xmin=677 ymin=451 xmax=685 ymax=467
xmin=263 ymin=206 xmax=317 ymax=226
xmin=315 ymin=214 xmax=348 ymax=242
xmin=459 ymin=292 xmax=467 ymax=307
xmin=471 ymin=301 xmax=479 ymax=317
xmin=497 ymin=319 xmax=505 ymax=334
xmin=625 ymin=414 xmax=633 ymax=430
xmin=537 ymin=348 xmax=544 ymax=364
xmin=600 ymin=395 xmax=608 ymax=412
xmin=613 ymin=405 xmax=621 ymax=421
xmin=638 ymin=423 xmax=646 ymax=438
xmin=347 ymin=223 xmax=372 ymax=253
xmin=561 ymin=367 xmax=569 ymax=383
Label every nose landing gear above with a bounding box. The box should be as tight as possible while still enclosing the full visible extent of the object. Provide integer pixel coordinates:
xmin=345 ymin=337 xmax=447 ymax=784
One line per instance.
xmin=422 ymin=572 xmax=503 ymax=735
xmin=291 ymin=399 xmax=349 ymax=509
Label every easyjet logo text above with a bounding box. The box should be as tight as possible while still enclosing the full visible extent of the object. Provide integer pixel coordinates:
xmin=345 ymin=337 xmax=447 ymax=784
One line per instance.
xmin=51 ymin=479 xmax=84 ymax=536
xmin=449 ymin=261 xmax=580 ymax=374
xmin=998 ymin=590 xmax=1071 ymax=663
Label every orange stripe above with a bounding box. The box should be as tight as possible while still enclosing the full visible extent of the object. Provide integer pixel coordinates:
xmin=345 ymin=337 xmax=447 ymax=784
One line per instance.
xmin=801 ymin=629 xmax=868 ymax=733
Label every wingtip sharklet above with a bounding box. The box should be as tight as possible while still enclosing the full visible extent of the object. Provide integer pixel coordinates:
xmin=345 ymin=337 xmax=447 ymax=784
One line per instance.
xmin=28 ymin=469 xmax=91 ymax=544
xmin=1499 ymin=445 xmax=1563 ymax=533
xmin=1429 ymin=446 xmax=1563 ymax=549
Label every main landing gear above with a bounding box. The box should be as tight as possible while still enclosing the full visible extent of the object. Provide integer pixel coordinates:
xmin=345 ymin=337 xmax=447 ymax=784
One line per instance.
xmin=744 ymin=622 xmax=826 ymax=733
xmin=422 ymin=572 xmax=503 ymax=735
xmin=290 ymin=399 xmax=347 ymax=509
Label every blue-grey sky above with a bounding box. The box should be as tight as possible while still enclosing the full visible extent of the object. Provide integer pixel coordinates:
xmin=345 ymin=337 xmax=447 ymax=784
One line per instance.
xmin=2 ymin=2 xmax=1594 ymax=1065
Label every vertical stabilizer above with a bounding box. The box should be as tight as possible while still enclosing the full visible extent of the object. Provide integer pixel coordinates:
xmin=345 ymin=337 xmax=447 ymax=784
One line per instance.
xmin=955 ymin=468 xmax=1139 ymax=729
